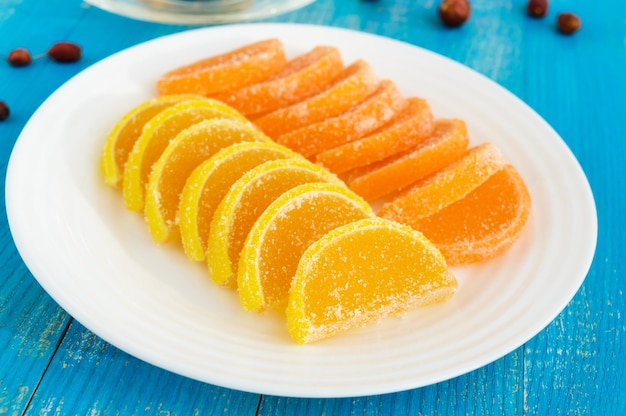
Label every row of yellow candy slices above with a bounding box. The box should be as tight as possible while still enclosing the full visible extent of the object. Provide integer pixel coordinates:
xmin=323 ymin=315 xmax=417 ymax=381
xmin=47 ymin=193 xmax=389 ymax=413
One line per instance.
xmin=99 ymin=96 xmax=457 ymax=343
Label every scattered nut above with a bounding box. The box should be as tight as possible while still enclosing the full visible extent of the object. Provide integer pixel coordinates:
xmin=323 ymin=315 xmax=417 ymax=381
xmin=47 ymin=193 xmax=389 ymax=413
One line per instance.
xmin=7 ymin=48 xmax=32 ymax=67
xmin=0 ymin=101 xmax=9 ymax=121
xmin=3 ymin=42 xmax=82 ymax=122
xmin=438 ymin=0 xmax=471 ymax=28
xmin=47 ymin=41 xmax=82 ymax=63
xmin=526 ymin=0 xmax=548 ymax=18
xmin=557 ymin=12 xmax=581 ymax=35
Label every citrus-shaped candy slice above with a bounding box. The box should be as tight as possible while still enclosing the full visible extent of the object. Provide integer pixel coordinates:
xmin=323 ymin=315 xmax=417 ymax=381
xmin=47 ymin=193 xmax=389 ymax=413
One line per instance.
xmin=286 ymin=217 xmax=457 ymax=344
xmin=179 ymin=141 xmax=301 ymax=261
xmin=156 ymin=38 xmax=287 ymax=96
xmin=315 ymin=96 xmax=434 ymax=174
xmin=377 ymin=142 xmax=507 ymax=224
xmin=123 ymin=99 xmax=246 ymax=212
xmin=238 ymin=182 xmax=374 ymax=312
xmin=344 ymin=118 xmax=470 ymax=201
xmin=144 ymin=119 xmax=271 ymax=244
xmin=276 ymin=79 xmax=407 ymax=157
xmin=100 ymin=94 xmax=200 ymax=188
xmin=213 ymin=46 xmax=344 ymax=117
xmin=207 ymin=158 xmax=342 ymax=288
xmin=253 ymin=59 xmax=380 ymax=138
xmin=411 ymin=164 xmax=531 ymax=265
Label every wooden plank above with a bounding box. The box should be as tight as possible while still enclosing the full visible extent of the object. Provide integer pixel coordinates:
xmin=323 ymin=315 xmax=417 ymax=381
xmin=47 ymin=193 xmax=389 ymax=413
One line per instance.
xmin=25 ymin=320 xmax=261 ymax=415
xmin=0 ymin=0 xmax=625 ymax=414
xmin=0 ymin=255 xmax=70 ymax=415
xmin=519 ymin=2 xmax=626 ymax=413
xmin=0 ymin=1 xmax=91 ymax=412
xmin=257 ymin=351 xmax=523 ymax=415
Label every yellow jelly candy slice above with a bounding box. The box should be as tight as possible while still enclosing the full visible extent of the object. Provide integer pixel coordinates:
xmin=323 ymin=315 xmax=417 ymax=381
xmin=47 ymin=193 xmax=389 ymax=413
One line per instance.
xmin=238 ymin=182 xmax=374 ymax=312
xmin=286 ymin=217 xmax=457 ymax=344
xmin=100 ymin=94 xmax=200 ymax=188
xmin=179 ymin=141 xmax=301 ymax=261
xmin=144 ymin=118 xmax=271 ymax=244
xmin=122 ymin=98 xmax=246 ymax=212
xmin=207 ymin=158 xmax=342 ymax=288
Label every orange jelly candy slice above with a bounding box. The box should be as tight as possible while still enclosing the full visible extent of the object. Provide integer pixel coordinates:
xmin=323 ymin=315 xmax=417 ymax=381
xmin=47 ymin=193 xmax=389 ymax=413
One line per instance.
xmin=123 ymin=99 xmax=246 ymax=212
xmin=100 ymin=94 xmax=199 ymax=188
xmin=156 ymin=39 xmax=287 ymax=96
xmin=315 ymin=96 xmax=434 ymax=174
xmin=377 ymin=142 xmax=507 ymax=225
xmin=213 ymin=46 xmax=344 ymax=117
xmin=412 ymin=164 xmax=531 ymax=265
xmin=286 ymin=217 xmax=457 ymax=344
xmin=144 ymin=118 xmax=271 ymax=244
xmin=179 ymin=141 xmax=300 ymax=261
xmin=345 ymin=118 xmax=470 ymax=201
xmin=252 ymin=60 xmax=380 ymax=138
xmin=207 ymin=158 xmax=342 ymax=288
xmin=276 ymin=79 xmax=407 ymax=157
xmin=237 ymin=182 xmax=374 ymax=312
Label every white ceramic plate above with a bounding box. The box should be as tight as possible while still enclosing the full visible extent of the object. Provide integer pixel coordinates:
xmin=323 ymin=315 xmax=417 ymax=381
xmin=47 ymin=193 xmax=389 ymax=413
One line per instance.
xmin=5 ymin=24 xmax=597 ymax=398
xmin=85 ymin=0 xmax=317 ymax=24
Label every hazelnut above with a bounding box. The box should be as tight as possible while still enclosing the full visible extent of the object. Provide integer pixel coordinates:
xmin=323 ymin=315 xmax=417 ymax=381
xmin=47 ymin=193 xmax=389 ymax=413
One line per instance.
xmin=47 ymin=41 xmax=82 ymax=63
xmin=7 ymin=48 xmax=32 ymax=67
xmin=526 ymin=0 xmax=548 ymax=18
xmin=438 ymin=0 xmax=471 ymax=28
xmin=557 ymin=12 xmax=581 ymax=35
xmin=0 ymin=101 xmax=9 ymax=121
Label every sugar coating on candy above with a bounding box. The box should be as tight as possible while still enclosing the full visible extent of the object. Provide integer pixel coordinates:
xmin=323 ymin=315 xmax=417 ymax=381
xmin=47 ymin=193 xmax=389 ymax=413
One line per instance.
xmin=345 ymin=118 xmax=470 ymax=201
xmin=377 ymin=141 xmax=507 ymax=227
xmin=123 ymin=99 xmax=247 ymax=212
xmin=213 ymin=46 xmax=344 ymax=117
xmin=276 ymin=80 xmax=407 ymax=157
xmin=157 ymin=39 xmax=287 ymax=96
xmin=253 ymin=60 xmax=380 ymax=138
xmin=144 ymin=118 xmax=271 ymax=244
xmin=179 ymin=141 xmax=300 ymax=261
xmin=237 ymin=182 xmax=373 ymax=312
xmin=315 ymin=96 xmax=434 ymax=174
xmin=286 ymin=217 xmax=457 ymax=344
xmin=100 ymin=95 xmax=200 ymax=188
xmin=412 ymin=164 xmax=531 ymax=265
xmin=207 ymin=158 xmax=342 ymax=288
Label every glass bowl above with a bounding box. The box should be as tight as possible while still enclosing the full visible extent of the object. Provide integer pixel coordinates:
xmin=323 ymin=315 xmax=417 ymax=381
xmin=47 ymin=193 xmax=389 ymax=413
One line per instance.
xmin=85 ymin=0 xmax=317 ymax=25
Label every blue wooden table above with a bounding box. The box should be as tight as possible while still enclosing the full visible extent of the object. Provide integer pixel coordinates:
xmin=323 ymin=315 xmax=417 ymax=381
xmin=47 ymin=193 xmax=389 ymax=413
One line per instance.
xmin=1 ymin=0 xmax=624 ymax=414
